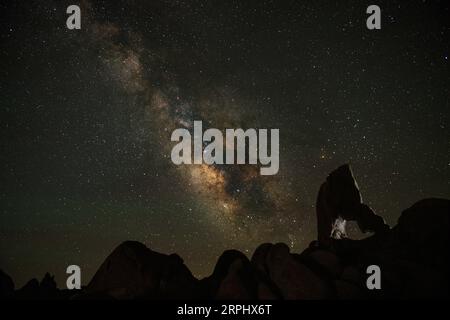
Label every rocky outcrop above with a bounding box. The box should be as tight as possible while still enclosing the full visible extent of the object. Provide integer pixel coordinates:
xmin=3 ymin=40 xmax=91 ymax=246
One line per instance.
xmin=357 ymin=198 xmax=450 ymax=298
xmin=316 ymin=164 xmax=389 ymax=246
xmin=14 ymin=273 xmax=61 ymax=299
xmin=0 ymin=270 xmax=14 ymax=298
xmin=85 ymin=241 xmax=199 ymax=299
xmin=252 ymin=243 xmax=333 ymax=299
xmin=2 ymin=167 xmax=448 ymax=300
xmin=200 ymin=250 xmax=256 ymax=299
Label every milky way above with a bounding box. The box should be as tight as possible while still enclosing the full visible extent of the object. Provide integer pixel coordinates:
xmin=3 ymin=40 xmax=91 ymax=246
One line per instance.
xmin=85 ymin=7 xmax=297 ymax=244
xmin=0 ymin=0 xmax=448 ymax=286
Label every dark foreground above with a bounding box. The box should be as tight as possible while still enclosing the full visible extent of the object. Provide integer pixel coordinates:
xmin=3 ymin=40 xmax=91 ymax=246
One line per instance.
xmin=1 ymin=197 xmax=448 ymax=300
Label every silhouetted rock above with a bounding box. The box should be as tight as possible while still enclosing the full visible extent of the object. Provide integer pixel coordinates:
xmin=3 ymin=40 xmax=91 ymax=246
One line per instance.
xmin=250 ymin=243 xmax=284 ymax=299
xmin=307 ymin=249 xmax=342 ymax=278
xmin=215 ymin=259 xmax=254 ymax=299
xmin=14 ymin=273 xmax=62 ymax=299
xmin=210 ymin=250 xmax=249 ymax=282
xmin=256 ymin=281 xmax=278 ymax=299
xmin=0 ymin=270 xmax=14 ymax=298
xmin=252 ymin=243 xmax=332 ymax=299
xmin=200 ymin=250 xmax=257 ymax=299
xmin=394 ymin=198 xmax=449 ymax=271
xmin=340 ymin=266 xmax=362 ymax=285
xmin=16 ymin=278 xmax=40 ymax=299
xmin=316 ymin=164 xmax=389 ymax=246
xmin=40 ymin=272 xmax=58 ymax=297
xmin=86 ymin=241 xmax=199 ymax=299
xmin=361 ymin=198 xmax=450 ymax=298
xmin=334 ymin=279 xmax=365 ymax=299
xmin=251 ymin=243 xmax=272 ymax=275
xmin=2 ymin=167 xmax=449 ymax=300
xmin=326 ymin=197 xmax=450 ymax=299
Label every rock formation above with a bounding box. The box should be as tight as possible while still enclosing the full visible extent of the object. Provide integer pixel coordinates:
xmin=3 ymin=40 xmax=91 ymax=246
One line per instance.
xmin=85 ymin=241 xmax=199 ymax=299
xmin=316 ymin=164 xmax=390 ymax=246
xmin=1 ymin=165 xmax=448 ymax=299
xmin=0 ymin=270 xmax=14 ymax=298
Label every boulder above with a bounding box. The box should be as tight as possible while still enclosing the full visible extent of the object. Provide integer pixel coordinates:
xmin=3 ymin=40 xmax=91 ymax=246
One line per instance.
xmin=316 ymin=164 xmax=389 ymax=246
xmin=340 ymin=266 xmax=362 ymax=285
xmin=16 ymin=278 xmax=40 ymax=299
xmin=334 ymin=280 xmax=365 ymax=299
xmin=86 ymin=241 xmax=199 ymax=299
xmin=252 ymin=243 xmax=332 ymax=299
xmin=394 ymin=198 xmax=449 ymax=271
xmin=308 ymin=249 xmax=342 ymax=278
xmin=0 ymin=270 xmax=14 ymax=298
xmin=215 ymin=259 xmax=254 ymax=299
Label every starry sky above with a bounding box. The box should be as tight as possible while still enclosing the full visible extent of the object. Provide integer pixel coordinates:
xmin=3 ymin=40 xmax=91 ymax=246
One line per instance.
xmin=0 ymin=0 xmax=449 ymax=287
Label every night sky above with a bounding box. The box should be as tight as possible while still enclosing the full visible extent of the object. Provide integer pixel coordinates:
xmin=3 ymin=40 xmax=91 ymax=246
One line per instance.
xmin=0 ymin=0 xmax=449 ymax=287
